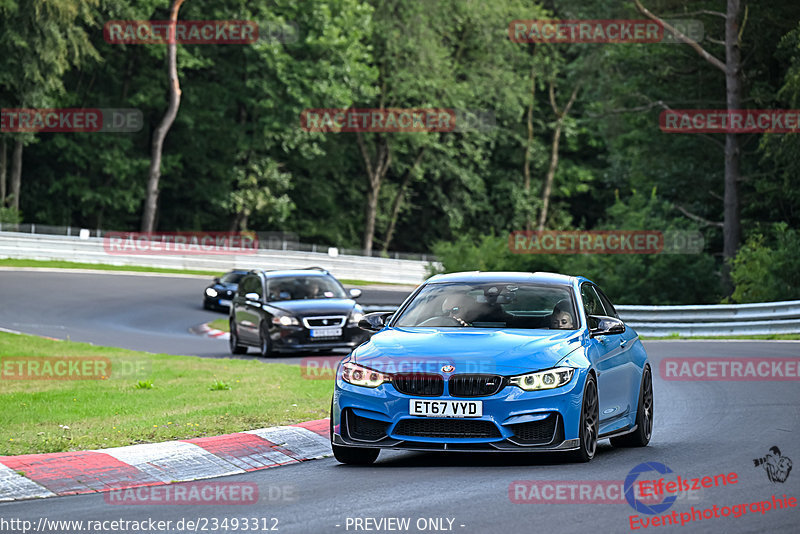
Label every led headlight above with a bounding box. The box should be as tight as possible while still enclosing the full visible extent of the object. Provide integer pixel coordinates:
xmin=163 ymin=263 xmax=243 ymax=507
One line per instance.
xmin=509 ymin=367 xmax=575 ymax=391
xmin=205 ymin=287 xmax=218 ymax=298
xmin=341 ymin=362 xmax=390 ymax=388
xmin=271 ymin=315 xmax=300 ymax=326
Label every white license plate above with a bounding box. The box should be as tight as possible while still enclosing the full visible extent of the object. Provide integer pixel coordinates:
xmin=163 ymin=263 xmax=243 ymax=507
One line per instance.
xmin=409 ymin=399 xmax=482 ymax=418
xmin=218 ymin=299 xmax=231 ymax=307
xmin=310 ymin=327 xmax=342 ymax=338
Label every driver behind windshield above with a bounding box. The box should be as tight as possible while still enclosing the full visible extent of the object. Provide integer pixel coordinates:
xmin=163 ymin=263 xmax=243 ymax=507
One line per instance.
xmin=550 ymin=299 xmax=576 ymax=329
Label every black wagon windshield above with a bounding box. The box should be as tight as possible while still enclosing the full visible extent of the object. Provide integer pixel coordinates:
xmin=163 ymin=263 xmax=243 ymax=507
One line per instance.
xmin=266 ymin=275 xmax=347 ymax=301
xmin=393 ymin=282 xmax=579 ymax=329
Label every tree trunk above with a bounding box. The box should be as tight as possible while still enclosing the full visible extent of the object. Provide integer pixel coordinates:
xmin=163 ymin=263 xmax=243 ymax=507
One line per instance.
xmin=357 ymin=132 xmax=391 ymax=255
xmin=382 ymin=148 xmax=425 ymax=253
xmin=523 ymin=64 xmax=536 ymax=231
xmin=538 ymin=82 xmax=579 ymax=232
xmin=723 ymin=0 xmax=743 ymax=268
xmin=9 ymin=139 xmax=22 ymax=212
xmin=141 ymin=0 xmax=184 ymax=232
xmin=0 ymin=137 xmax=6 ymax=204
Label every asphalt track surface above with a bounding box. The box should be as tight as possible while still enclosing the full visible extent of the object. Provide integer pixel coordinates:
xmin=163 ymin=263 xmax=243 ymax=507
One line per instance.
xmin=1 ymin=270 xmax=799 ymax=533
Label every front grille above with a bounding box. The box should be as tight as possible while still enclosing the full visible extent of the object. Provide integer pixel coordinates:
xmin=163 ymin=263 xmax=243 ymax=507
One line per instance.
xmin=347 ymin=411 xmax=389 ymax=441
xmin=303 ymin=316 xmax=346 ymax=328
xmin=393 ymin=419 xmax=501 ymax=439
xmin=392 ymin=374 xmax=444 ymax=396
xmin=509 ymin=414 xmax=558 ymax=444
xmin=448 ymin=374 xmax=505 ymax=397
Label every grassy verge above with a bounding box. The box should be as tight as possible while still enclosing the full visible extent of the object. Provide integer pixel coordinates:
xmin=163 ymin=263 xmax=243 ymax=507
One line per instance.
xmin=0 ymin=332 xmax=331 ymax=455
xmin=640 ymin=333 xmax=800 ymax=341
xmin=0 ymin=258 xmax=398 ymax=286
xmin=209 ymin=318 xmax=230 ymax=332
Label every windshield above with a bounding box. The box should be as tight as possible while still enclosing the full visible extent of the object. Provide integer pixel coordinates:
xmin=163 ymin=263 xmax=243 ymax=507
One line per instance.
xmin=266 ymin=275 xmax=347 ymax=301
xmin=393 ymin=282 xmax=578 ymax=329
xmin=220 ymin=272 xmax=246 ymax=284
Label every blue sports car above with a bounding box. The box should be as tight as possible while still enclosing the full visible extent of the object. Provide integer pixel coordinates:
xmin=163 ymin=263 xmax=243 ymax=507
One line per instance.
xmin=331 ymin=271 xmax=653 ymax=464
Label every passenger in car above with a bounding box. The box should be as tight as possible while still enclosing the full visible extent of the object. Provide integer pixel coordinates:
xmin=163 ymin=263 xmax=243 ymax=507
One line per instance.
xmin=550 ymin=299 xmax=575 ymax=329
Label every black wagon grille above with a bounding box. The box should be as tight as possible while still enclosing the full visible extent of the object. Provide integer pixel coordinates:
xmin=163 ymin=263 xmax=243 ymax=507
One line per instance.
xmin=509 ymin=414 xmax=558 ymax=444
xmin=393 ymin=419 xmax=501 ymax=439
xmin=448 ymin=374 xmax=505 ymax=397
xmin=346 ymin=411 xmax=390 ymax=441
xmin=392 ymin=374 xmax=444 ymax=396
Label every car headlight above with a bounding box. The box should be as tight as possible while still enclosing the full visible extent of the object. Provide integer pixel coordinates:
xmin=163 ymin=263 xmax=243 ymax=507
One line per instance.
xmin=341 ymin=362 xmax=390 ymax=388
xmin=271 ymin=315 xmax=300 ymax=326
xmin=205 ymin=287 xmax=218 ymax=298
xmin=509 ymin=367 xmax=575 ymax=391
xmin=348 ymin=311 xmax=365 ymax=326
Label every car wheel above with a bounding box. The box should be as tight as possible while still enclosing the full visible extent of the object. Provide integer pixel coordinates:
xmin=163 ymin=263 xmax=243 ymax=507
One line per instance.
xmin=229 ymin=321 xmax=247 ymax=354
xmin=611 ymin=365 xmax=653 ymax=448
xmin=259 ymin=324 xmax=273 ymax=357
xmin=569 ymin=373 xmax=599 ymax=463
xmin=203 ymin=300 xmax=212 ymax=310
xmin=330 ymin=403 xmax=379 ymax=465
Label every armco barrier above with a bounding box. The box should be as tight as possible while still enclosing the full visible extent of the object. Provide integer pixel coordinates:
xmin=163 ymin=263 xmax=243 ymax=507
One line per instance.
xmin=616 ymin=301 xmax=800 ymax=337
xmin=0 ymin=232 xmax=431 ymax=285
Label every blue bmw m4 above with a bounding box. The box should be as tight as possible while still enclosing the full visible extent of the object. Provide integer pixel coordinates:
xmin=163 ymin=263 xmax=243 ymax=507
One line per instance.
xmin=330 ymin=271 xmax=653 ymax=464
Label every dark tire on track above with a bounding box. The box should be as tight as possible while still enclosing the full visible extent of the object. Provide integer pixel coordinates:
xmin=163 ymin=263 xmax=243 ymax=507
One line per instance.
xmin=259 ymin=324 xmax=273 ymax=357
xmin=611 ymin=365 xmax=653 ymax=448
xmin=229 ymin=321 xmax=248 ymax=354
xmin=330 ymin=402 xmax=379 ymax=465
xmin=568 ymin=373 xmax=599 ymax=463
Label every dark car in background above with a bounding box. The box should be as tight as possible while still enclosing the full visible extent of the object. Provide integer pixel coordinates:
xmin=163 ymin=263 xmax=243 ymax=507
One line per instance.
xmin=203 ymin=270 xmax=249 ymax=311
xmin=229 ymin=268 xmax=369 ymax=356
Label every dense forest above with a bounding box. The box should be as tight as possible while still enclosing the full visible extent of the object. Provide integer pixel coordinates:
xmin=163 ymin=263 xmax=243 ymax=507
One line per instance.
xmin=1 ymin=0 xmax=798 ymax=304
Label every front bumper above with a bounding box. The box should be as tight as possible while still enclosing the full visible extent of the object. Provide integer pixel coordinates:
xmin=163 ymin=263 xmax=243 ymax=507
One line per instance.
xmin=271 ymin=325 xmax=369 ymax=353
xmin=332 ymin=369 xmax=588 ymax=452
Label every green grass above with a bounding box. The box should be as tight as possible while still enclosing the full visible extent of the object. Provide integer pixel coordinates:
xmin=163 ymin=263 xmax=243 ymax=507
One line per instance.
xmin=641 ymin=333 xmax=800 ymax=340
xmin=0 ymin=332 xmax=332 ymax=455
xmin=209 ymin=318 xmax=230 ymax=332
xmin=0 ymin=258 xmax=404 ymax=286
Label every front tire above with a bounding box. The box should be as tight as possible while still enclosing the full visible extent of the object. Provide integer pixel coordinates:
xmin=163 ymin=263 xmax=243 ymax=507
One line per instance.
xmin=569 ymin=373 xmax=599 ymax=463
xmin=229 ymin=321 xmax=247 ymax=354
xmin=258 ymin=324 xmax=273 ymax=357
xmin=611 ymin=365 xmax=653 ymax=448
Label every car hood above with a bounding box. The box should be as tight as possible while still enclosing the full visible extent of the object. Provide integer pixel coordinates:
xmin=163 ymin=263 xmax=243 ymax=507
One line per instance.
xmin=352 ymin=327 xmax=583 ymax=375
xmin=269 ymin=298 xmax=356 ymax=317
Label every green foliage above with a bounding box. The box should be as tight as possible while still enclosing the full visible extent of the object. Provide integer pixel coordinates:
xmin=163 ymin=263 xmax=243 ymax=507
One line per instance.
xmin=210 ymin=380 xmax=232 ymax=391
xmin=729 ymin=223 xmax=800 ymax=303
xmin=0 ymin=207 xmax=21 ymax=224
xmin=134 ymin=380 xmax=153 ymax=390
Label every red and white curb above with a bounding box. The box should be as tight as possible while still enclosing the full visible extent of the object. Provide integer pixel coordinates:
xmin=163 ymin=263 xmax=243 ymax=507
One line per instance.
xmin=0 ymin=419 xmax=330 ymax=502
xmin=193 ymin=322 xmax=230 ymax=340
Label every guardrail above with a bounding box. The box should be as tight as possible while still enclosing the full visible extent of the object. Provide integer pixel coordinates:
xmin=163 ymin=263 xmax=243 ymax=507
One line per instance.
xmin=360 ymin=301 xmax=800 ymax=337
xmin=0 ymin=232 xmax=432 ymax=285
xmin=616 ymin=301 xmax=800 ymax=337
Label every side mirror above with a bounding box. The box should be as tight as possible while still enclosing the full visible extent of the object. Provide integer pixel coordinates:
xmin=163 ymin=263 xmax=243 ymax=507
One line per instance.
xmin=213 ymin=277 xmax=220 ymax=283
xmin=589 ymin=315 xmax=625 ymax=337
xmin=358 ymin=311 xmax=392 ymax=332
xmin=349 ymin=288 xmax=363 ymax=299
xmin=245 ymin=292 xmax=261 ymax=302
